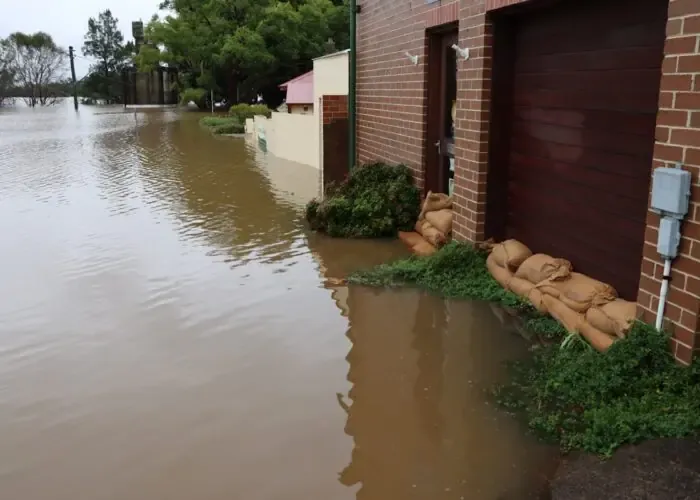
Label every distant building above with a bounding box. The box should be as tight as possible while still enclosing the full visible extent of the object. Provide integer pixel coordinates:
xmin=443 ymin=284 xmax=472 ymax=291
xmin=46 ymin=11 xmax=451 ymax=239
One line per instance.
xmin=278 ymin=71 xmax=313 ymax=115
xmin=122 ymin=66 xmax=179 ymax=106
xmin=122 ymin=20 xmax=179 ymax=106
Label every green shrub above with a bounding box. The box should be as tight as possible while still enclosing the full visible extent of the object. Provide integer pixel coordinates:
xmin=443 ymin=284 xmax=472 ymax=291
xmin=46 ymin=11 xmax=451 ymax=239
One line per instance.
xmin=180 ymin=87 xmax=207 ymax=109
xmin=200 ymin=116 xmax=236 ymax=128
xmin=305 ymin=162 xmax=421 ymax=238
xmin=199 ymin=116 xmax=244 ymax=135
xmin=496 ymin=322 xmax=700 ymax=457
xmin=229 ymin=103 xmax=272 ymax=122
xmin=213 ymin=121 xmax=245 ymax=135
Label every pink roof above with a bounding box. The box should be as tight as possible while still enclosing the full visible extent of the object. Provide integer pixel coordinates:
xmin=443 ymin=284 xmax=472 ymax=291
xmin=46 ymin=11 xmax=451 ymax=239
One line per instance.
xmin=279 ymin=71 xmax=314 ymax=105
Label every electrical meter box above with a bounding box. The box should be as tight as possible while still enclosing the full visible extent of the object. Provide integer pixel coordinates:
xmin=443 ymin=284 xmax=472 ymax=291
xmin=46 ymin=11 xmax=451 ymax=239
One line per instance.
xmin=650 ymin=166 xmax=691 ymax=219
xmin=658 ymin=217 xmax=682 ymax=259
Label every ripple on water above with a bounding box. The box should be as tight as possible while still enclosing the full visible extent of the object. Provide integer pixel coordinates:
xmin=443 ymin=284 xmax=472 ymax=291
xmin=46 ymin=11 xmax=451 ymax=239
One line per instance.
xmin=0 ymin=103 xmax=557 ymax=500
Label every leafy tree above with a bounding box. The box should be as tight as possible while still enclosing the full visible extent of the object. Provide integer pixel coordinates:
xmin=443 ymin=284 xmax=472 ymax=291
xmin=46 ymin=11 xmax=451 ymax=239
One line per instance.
xmin=82 ymin=9 xmax=130 ymax=103
xmin=0 ymin=38 xmax=15 ymax=105
xmin=136 ymin=0 xmax=349 ymax=106
xmin=4 ymin=32 xmax=66 ymax=107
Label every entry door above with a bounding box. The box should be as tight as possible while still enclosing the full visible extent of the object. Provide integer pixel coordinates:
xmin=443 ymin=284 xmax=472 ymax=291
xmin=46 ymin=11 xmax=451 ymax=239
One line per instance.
xmin=426 ymin=29 xmax=458 ymax=195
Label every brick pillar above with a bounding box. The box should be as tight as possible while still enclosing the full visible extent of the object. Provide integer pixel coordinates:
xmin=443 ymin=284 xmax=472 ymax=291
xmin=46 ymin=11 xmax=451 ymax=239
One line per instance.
xmin=321 ymin=95 xmax=349 ymax=190
xmin=638 ymin=0 xmax=700 ymax=364
xmin=451 ymin=10 xmax=493 ymax=243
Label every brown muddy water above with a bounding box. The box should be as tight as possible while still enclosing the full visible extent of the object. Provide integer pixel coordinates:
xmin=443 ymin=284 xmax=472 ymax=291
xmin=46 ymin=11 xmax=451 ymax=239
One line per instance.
xmin=0 ymin=102 xmax=556 ymax=500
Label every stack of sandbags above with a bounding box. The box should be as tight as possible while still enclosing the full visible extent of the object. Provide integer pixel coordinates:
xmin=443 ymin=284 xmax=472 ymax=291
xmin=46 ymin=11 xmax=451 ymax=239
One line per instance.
xmin=400 ymin=191 xmax=454 ymax=256
xmin=586 ymin=299 xmax=638 ymax=339
xmin=485 ymin=241 xmax=630 ymax=352
xmin=398 ymin=231 xmax=436 ymax=256
xmin=512 ymin=253 xmax=574 ymax=314
xmin=536 ymin=272 xmax=617 ymax=313
xmin=415 ymin=219 xmax=447 ymax=248
xmin=418 ymin=191 xmax=452 ymax=220
xmin=415 ymin=191 xmax=453 ymax=249
xmin=538 ymin=294 xmax=615 ymax=352
xmin=486 ymin=239 xmax=531 ymax=287
xmin=490 ymin=247 xmax=570 ymax=314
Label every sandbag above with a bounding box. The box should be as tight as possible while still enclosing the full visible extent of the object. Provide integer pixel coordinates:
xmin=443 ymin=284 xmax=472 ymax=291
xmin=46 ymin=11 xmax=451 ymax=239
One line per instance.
xmin=419 ymin=191 xmax=452 ymax=219
xmin=491 ymin=239 xmax=532 ymax=272
xmin=578 ymin=321 xmax=616 ymax=352
xmin=542 ymin=294 xmax=583 ymax=333
xmin=413 ymin=240 xmax=437 ymax=256
xmin=586 ymin=299 xmax=637 ymax=338
xmin=415 ymin=219 xmax=446 ymax=248
xmin=425 ymin=209 xmax=453 ymax=235
xmin=515 ymin=253 xmax=573 ymax=285
xmin=509 ymin=276 xmax=547 ymax=313
xmin=398 ymin=231 xmax=425 ymax=249
xmin=539 ymin=272 xmax=617 ymax=313
xmin=475 ymin=238 xmax=495 ymax=252
xmin=487 ymin=252 xmax=513 ymax=289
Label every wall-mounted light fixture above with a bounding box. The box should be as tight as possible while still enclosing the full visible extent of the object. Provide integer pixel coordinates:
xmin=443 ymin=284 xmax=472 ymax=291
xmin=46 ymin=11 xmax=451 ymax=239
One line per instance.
xmin=451 ymin=44 xmax=469 ymax=60
xmin=405 ymin=51 xmax=419 ymax=65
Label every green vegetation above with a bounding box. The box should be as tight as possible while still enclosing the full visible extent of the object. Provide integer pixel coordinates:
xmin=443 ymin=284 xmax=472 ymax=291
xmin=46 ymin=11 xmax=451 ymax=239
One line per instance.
xmin=81 ymin=10 xmax=135 ymax=104
xmin=1 ymin=32 xmax=66 ymax=107
xmin=200 ymin=116 xmax=245 ymax=135
xmin=305 ymin=163 xmax=421 ymax=238
xmin=180 ymin=88 xmax=208 ymax=108
xmin=348 ymin=242 xmax=566 ymax=339
xmin=497 ymin=323 xmax=700 ymax=457
xmin=349 ymin=242 xmax=700 ymax=457
xmin=229 ymin=103 xmax=272 ymax=122
xmin=135 ymin=0 xmax=349 ymax=107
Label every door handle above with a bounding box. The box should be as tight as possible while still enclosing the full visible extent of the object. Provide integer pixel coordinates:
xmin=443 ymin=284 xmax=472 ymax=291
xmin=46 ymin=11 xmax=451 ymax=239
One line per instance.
xmin=434 ymin=140 xmax=441 ymax=155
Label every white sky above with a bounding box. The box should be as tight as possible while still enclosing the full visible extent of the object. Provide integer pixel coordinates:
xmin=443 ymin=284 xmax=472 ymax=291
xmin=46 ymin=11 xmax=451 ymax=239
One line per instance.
xmin=0 ymin=0 xmax=162 ymax=76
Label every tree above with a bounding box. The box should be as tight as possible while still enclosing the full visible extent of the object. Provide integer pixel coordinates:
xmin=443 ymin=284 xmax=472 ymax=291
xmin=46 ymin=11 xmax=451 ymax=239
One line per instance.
xmin=137 ymin=0 xmax=349 ymax=106
xmin=0 ymin=38 xmax=15 ymax=105
xmin=82 ymin=9 xmax=129 ymax=103
xmin=4 ymin=32 xmax=66 ymax=107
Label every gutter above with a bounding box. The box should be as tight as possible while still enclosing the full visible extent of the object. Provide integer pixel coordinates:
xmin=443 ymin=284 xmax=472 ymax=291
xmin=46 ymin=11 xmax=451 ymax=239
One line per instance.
xmin=348 ymin=0 xmax=358 ymax=172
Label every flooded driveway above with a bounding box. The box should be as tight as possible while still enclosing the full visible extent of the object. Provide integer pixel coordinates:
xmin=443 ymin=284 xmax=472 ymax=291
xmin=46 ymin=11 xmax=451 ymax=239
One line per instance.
xmin=0 ymin=103 xmax=555 ymax=499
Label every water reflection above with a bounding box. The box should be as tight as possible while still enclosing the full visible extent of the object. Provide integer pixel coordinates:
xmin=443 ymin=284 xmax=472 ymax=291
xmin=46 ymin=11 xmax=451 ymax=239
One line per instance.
xmin=130 ymin=113 xmax=310 ymax=265
xmin=0 ymin=102 xmax=555 ymax=500
xmin=306 ymin=231 xmax=557 ymax=499
xmin=336 ymin=288 xmax=555 ymax=499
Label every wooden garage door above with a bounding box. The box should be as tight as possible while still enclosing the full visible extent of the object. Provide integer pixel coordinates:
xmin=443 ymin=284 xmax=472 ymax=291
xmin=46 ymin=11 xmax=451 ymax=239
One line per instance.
xmin=501 ymin=0 xmax=667 ymax=300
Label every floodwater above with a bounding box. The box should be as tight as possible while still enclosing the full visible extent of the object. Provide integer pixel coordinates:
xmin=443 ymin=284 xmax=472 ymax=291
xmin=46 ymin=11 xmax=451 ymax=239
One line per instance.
xmin=0 ymin=101 xmax=556 ymax=500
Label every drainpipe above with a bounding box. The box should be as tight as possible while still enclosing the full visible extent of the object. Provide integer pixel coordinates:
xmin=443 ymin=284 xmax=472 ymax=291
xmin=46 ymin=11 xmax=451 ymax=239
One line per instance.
xmin=348 ymin=0 xmax=358 ymax=172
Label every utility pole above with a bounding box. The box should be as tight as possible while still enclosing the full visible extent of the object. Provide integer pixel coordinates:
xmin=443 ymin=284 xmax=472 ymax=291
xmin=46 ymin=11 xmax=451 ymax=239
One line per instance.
xmin=68 ymin=46 xmax=78 ymax=111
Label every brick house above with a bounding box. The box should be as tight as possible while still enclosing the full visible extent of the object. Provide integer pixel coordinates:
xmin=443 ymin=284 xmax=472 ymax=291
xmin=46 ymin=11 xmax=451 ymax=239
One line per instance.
xmin=355 ymin=0 xmax=700 ymax=363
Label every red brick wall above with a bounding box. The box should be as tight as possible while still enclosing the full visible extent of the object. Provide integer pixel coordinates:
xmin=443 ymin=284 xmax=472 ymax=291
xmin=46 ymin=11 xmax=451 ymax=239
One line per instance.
xmin=321 ymin=95 xmax=349 ymax=189
xmin=322 ymin=95 xmax=348 ymax=124
xmin=356 ymin=0 xmax=504 ymax=238
xmin=638 ymin=0 xmax=700 ymax=365
xmin=357 ymin=0 xmax=700 ymax=363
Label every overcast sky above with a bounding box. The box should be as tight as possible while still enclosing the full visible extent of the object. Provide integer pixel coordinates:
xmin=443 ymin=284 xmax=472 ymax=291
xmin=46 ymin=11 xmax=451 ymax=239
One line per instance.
xmin=0 ymin=0 xmax=162 ymax=76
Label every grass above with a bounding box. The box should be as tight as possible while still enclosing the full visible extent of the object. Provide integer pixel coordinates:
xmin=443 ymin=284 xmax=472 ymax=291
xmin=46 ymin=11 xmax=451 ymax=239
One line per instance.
xmin=199 ymin=116 xmax=245 ymax=135
xmin=349 ymin=241 xmax=700 ymax=457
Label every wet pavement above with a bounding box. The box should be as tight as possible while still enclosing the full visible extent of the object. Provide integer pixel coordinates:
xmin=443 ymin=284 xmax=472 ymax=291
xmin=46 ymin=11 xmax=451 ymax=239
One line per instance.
xmin=0 ymin=102 xmax=556 ymax=499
